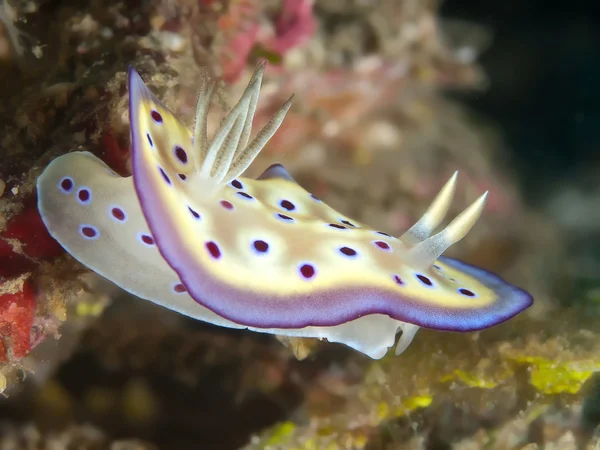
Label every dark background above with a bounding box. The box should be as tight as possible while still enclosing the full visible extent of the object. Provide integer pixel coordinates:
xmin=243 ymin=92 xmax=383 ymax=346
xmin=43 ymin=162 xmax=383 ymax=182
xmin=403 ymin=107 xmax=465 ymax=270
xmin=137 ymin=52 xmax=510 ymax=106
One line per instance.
xmin=441 ymin=0 xmax=600 ymax=203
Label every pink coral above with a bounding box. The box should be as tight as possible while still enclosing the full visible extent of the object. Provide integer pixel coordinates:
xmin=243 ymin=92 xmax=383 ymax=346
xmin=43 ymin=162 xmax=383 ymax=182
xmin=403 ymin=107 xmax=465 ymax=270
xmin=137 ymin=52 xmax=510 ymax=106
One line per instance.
xmin=263 ymin=0 xmax=316 ymax=55
xmin=0 ymin=199 xmax=65 ymax=361
xmin=213 ymin=0 xmax=316 ymax=83
xmin=0 ymin=278 xmax=35 ymax=361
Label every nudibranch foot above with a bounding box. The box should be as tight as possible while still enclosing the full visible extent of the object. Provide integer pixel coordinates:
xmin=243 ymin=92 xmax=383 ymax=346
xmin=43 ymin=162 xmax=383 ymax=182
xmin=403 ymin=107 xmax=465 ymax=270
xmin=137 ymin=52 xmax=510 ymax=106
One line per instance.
xmin=395 ymin=323 xmax=420 ymax=356
xmin=36 ymin=62 xmax=533 ymax=360
xmin=36 ymin=151 xmax=247 ymax=331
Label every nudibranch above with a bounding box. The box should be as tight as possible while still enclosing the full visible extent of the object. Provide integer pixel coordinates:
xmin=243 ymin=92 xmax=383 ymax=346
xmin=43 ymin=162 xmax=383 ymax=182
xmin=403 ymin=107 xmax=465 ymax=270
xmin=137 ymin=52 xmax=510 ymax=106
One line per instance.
xmin=36 ymin=62 xmax=533 ymax=359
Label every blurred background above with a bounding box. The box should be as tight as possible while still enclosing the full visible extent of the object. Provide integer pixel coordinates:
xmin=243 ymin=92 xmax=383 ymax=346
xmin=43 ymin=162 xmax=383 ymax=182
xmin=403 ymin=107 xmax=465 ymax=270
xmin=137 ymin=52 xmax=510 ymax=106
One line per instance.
xmin=0 ymin=0 xmax=598 ymax=449
xmin=443 ymin=0 xmax=600 ymax=202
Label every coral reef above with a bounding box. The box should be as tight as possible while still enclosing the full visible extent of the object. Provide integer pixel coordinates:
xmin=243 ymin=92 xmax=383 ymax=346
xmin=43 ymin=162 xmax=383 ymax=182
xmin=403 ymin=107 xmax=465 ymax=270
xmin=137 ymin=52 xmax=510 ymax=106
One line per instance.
xmin=243 ymin=313 xmax=600 ymax=449
xmin=0 ymin=0 xmax=592 ymax=449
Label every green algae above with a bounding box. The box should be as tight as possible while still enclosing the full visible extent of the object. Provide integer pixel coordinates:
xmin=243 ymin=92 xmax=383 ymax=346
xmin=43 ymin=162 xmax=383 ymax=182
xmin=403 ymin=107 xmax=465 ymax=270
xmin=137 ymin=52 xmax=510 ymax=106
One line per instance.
xmin=512 ymin=356 xmax=600 ymax=394
xmin=264 ymin=421 xmax=296 ymax=447
xmin=441 ymin=369 xmax=501 ymax=389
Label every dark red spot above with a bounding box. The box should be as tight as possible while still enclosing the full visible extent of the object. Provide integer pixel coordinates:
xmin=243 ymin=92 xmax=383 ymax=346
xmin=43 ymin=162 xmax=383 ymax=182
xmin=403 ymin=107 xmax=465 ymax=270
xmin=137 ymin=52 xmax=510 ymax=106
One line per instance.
xmin=77 ymin=189 xmax=90 ymax=203
xmin=151 ymin=110 xmax=163 ymax=123
xmin=376 ymin=231 xmax=391 ymax=237
xmin=374 ymin=240 xmax=390 ymax=250
xmin=339 ymin=246 xmax=357 ymax=257
xmin=417 ymin=274 xmax=433 ymax=286
xmin=141 ymin=234 xmax=154 ymax=245
xmin=81 ymin=226 xmax=97 ymax=238
xmin=188 ymin=206 xmax=200 ymax=219
xmin=277 ymin=213 xmax=293 ymax=221
xmin=231 ymin=179 xmax=243 ymax=189
xmin=178 ymin=173 xmax=187 ymax=181
xmin=280 ymin=200 xmax=295 ymax=211
xmin=1 ymin=203 xmax=64 ymax=264
xmin=173 ymin=283 xmax=186 ymax=293
xmin=237 ymin=192 xmax=253 ymax=199
xmin=0 ymin=240 xmax=35 ymax=278
xmin=253 ymin=240 xmax=269 ymax=253
xmin=159 ymin=167 xmax=171 ymax=184
xmin=329 ymin=223 xmax=346 ymax=230
xmin=299 ymin=263 xmax=315 ymax=279
xmin=459 ymin=288 xmax=475 ymax=297
xmin=220 ymin=200 xmax=234 ymax=210
xmin=111 ymin=207 xmax=125 ymax=221
xmin=101 ymin=131 xmax=129 ymax=177
xmin=206 ymin=241 xmax=221 ymax=259
xmin=341 ymin=220 xmax=356 ymax=227
xmin=59 ymin=178 xmax=73 ymax=192
xmin=394 ymin=275 xmax=404 ymax=285
xmin=174 ymin=146 xmax=188 ymax=164
xmin=147 ymin=133 xmax=153 ymax=147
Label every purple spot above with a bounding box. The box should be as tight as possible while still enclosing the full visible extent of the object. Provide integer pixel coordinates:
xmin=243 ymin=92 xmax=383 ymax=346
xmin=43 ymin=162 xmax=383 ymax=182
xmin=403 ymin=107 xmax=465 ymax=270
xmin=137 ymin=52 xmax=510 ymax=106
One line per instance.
xmin=310 ymin=194 xmax=321 ymax=202
xmin=139 ymin=233 xmax=155 ymax=246
xmin=188 ymin=206 xmax=200 ymax=219
xmin=376 ymin=231 xmax=391 ymax=237
xmin=220 ymin=200 xmax=234 ymax=210
xmin=58 ymin=177 xmax=74 ymax=193
xmin=206 ymin=241 xmax=221 ymax=259
xmin=173 ymin=283 xmax=187 ymax=294
xmin=280 ymin=200 xmax=295 ymax=211
xmin=178 ymin=173 xmax=187 ymax=181
xmin=147 ymin=133 xmax=153 ymax=147
xmin=433 ymin=264 xmax=441 ymax=270
xmin=276 ymin=213 xmax=294 ymax=222
xmin=394 ymin=275 xmax=404 ymax=285
xmin=459 ymin=288 xmax=476 ymax=297
xmin=231 ymin=179 xmax=243 ymax=189
xmin=416 ymin=274 xmax=433 ymax=287
xmin=253 ymin=240 xmax=269 ymax=253
xmin=237 ymin=192 xmax=253 ymax=200
xmin=339 ymin=246 xmax=357 ymax=257
xmin=374 ymin=240 xmax=391 ymax=251
xmin=174 ymin=146 xmax=188 ymax=164
xmin=111 ymin=207 xmax=126 ymax=222
xmin=77 ymin=187 xmax=91 ymax=204
xmin=151 ymin=110 xmax=163 ymax=123
xmin=341 ymin=220 xmax=356 ymax=227
xmin=79 ymin=225 xmax=99 ymax=240
xmin=159 ymin=167 xmax=171 ymax=185
xmin=299 ymin=263 xmax=316 ymax=279
xmin=328 ymin=223 xmax=347 ymax=230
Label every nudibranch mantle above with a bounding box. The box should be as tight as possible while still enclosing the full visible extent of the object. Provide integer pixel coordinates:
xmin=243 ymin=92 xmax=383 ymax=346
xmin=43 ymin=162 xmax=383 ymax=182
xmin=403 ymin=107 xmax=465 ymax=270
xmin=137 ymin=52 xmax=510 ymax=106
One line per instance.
xmin=36 ymin=62 xmax=533 ymax=359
